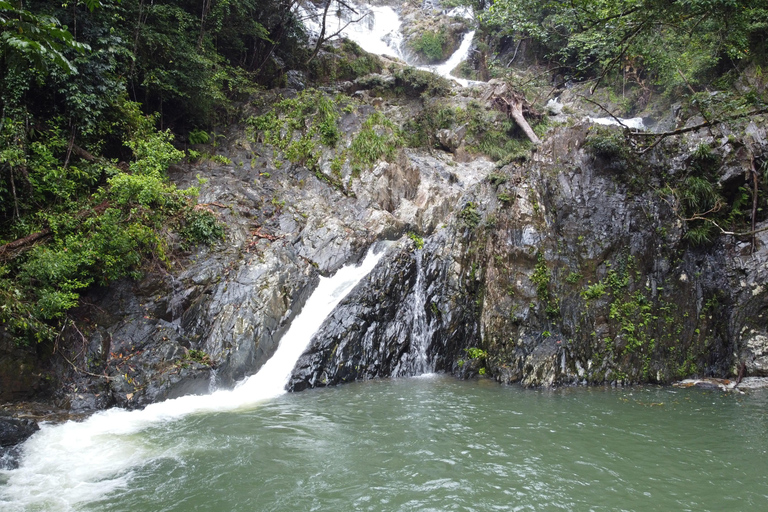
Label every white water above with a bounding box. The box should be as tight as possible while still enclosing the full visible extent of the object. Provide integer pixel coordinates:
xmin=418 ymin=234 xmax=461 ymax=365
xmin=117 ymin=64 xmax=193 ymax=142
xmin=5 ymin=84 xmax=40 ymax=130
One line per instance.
xmin=393 ymin=250 xmax=436 ymax=376
xmin=299 ymin=1 xmax=477 ymax=84
xmin=419 ymin=30 xmax=477 ymax=86
xmin=300 ymin=2 xmax=404 ymax=59
xmin=587 ymin=115 xmax=646 ymax=130
xmin=0 ymin=248 xmax=385 ymax=511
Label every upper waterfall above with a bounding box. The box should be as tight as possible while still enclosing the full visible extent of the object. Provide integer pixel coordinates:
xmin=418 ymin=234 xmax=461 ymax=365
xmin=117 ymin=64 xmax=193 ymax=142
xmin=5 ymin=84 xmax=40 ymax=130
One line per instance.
xmin=298 ymin=1 xmax=477 ymax=84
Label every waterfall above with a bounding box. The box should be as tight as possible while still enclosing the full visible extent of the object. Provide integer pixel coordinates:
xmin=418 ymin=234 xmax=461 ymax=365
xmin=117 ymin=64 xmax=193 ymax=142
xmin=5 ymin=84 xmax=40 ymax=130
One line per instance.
xmin=419 ymin=30 xmax=477 ymax=86
xmin=0 ymin=248 xmax=385 ymax=511
xmin=394 ymin=251 xmax=436 ymax=376
xmin=299 ymin=1 xmax=405 ymax=59
xmin=298 ymin=1 xmax=477 ymax=84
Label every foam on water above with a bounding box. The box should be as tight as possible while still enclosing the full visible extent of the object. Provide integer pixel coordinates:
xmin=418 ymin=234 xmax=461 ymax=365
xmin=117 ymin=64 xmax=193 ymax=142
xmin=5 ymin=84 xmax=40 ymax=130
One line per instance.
xmin=0 ymin=248 xmax=385 ymax=511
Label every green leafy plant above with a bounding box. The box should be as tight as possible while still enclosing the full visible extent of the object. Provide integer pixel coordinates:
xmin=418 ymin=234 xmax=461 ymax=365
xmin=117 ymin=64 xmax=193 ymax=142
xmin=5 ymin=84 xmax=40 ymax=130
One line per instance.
xmin=189 ymin=129 xmax=210 ymax=145
xmin=408 ymin=232 xmax=425 ymax=250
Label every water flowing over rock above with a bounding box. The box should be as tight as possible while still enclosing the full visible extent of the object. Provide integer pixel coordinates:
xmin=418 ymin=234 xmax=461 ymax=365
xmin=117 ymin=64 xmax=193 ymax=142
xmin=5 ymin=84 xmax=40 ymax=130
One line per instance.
xmin=0 ymin=417 xmax=38 ymax=470
xmin=9 ymin=2 xmax=768 ymax=415
xmin=289 ymin=239 xmax=469 ymax=390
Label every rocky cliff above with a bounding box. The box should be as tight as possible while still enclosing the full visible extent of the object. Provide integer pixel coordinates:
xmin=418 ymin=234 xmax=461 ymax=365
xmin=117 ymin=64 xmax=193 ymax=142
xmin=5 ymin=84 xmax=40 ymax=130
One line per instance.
xmin=3 ymin=22 xmax=767 ymax=415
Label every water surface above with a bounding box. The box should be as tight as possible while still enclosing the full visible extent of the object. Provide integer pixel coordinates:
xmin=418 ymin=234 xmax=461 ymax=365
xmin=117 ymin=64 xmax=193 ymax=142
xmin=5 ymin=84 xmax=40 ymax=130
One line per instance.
xmin=6 ymin=376 xmax=762 ymax=512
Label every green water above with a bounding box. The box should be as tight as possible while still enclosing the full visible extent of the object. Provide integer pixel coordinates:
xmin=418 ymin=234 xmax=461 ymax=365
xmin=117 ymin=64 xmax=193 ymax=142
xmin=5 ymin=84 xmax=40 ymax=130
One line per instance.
xmin=85 ymin=376 xmax=767 ymax=511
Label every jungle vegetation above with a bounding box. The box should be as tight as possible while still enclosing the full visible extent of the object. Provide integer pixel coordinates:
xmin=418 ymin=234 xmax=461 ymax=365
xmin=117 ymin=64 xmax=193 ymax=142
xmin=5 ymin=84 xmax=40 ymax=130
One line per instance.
xmin=1 ymin=0 xmax=767 ymax=345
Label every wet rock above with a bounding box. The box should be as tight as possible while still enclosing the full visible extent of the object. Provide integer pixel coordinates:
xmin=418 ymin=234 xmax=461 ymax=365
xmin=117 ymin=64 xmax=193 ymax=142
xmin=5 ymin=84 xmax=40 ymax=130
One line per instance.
xmin=0 ymin=417 xmax=39 ymax=470
xmin=0 ymin=333 xmax=47 ymax=403
xmin=741 ymin=331 xmax=768 ymax=376
xmin=286 ymin=70 xmax=306 ymax=91
xmin=0 ymin=417 xmax=38 ymax=447
xmin=290 ymin=232 xmax=473 ymax=391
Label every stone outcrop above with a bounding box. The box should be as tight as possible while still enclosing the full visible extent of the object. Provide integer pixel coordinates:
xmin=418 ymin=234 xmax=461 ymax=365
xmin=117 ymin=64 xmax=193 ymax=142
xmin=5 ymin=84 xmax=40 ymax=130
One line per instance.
xmin=5 ymin=72 xmax=768 ymax=417
xmin=0 ymin=417 xmax=39 ymax=469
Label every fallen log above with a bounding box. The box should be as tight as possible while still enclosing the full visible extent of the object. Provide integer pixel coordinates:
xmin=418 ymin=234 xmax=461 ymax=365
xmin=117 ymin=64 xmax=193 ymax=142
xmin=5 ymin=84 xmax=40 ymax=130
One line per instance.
xmin=484 ymin=82 xmax=541 ymax=145
xmin=0 ymin=201 xmax=110 ymax=262
xmin=0 ymin=229 xmax=52 ymax=260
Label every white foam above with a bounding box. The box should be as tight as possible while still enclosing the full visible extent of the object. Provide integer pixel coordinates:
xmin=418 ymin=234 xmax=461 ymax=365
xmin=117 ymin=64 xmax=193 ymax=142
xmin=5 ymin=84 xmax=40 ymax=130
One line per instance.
xmin=587 ymin=116 xmax=645 ymax=130
xmin=420 ymin=30 xmax=477 ymax=86
xmin=0 ymin=248 xmax=385 ymax=511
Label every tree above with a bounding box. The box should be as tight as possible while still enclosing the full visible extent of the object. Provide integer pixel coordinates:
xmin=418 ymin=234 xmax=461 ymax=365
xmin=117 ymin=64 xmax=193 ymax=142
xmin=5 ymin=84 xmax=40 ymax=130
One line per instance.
xmin=0 ymin=0 xmax=89 ymax=75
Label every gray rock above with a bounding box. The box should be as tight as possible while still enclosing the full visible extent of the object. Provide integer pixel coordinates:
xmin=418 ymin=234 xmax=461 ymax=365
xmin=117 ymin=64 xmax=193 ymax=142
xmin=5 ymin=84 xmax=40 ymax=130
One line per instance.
xmin=0 ymin=417 xmax=39 ymax=470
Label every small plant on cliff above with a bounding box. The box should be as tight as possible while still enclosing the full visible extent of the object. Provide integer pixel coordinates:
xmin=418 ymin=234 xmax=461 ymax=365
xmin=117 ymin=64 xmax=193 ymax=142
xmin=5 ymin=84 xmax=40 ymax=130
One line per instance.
xmin=410 ymin=28 xmax=448 ymax=63
xmin=350 ymin=112 xmax=403 ymax=175
xmin=465 ymin=347 xmax=488 ymax=360
xmin=464 ymin=347 xmax=488 ymax=376
xmin=583 ymin=128 xmax=628 ymax=160
xmin=408 ymin=232 xmax=425 ymax=250
xmin=185 ymin=349 xmax=212 ymax=366
xmin=460 ymin=202 xmax=482 ymax=227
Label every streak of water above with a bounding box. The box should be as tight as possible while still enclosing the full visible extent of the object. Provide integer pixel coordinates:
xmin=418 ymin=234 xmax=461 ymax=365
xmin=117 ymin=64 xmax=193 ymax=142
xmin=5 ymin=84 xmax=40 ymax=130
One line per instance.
xmin=0 ymin=248 xmax=386 ymax=511
xmin=299 ymin=1 xmax=478 ymax=84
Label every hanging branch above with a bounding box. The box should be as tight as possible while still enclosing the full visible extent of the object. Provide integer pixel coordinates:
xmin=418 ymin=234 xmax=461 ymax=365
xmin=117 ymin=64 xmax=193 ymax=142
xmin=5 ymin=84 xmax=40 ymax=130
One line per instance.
xmin=633 ymin=107 xmax=768 ymax=154
xmin=577 ymin=94 xmax=635 ymax=130
xmin=306 ymin=1 xmax=368 ymax=65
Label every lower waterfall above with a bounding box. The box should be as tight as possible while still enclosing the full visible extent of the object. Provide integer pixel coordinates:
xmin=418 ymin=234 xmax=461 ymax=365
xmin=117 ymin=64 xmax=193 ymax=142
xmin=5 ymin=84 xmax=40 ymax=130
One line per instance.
xmin=0 ymin=248 xmax=385 ymax=511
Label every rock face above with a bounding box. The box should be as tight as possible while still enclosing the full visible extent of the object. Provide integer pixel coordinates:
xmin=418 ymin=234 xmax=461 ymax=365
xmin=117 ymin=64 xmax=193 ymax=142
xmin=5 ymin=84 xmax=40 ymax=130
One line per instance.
xmin=288 ymin=106 xmax=768 ymax=390
xmin=289 ymin=232 xmax=474 ymax=390
xmin=44 ymin=86 xmax=492 ymax=410
xmin=0 ymin=417 xmax=39 ymax=469
xmin=7 ymin=76 xmax=768 ymax=412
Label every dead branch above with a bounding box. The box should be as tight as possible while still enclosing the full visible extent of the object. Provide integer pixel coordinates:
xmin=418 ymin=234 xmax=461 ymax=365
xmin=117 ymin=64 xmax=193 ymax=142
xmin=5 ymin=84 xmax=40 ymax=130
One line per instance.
xmin=0 ymin=229 xmax=52 ymax=260
xmin=486 ymin=82 xmax=541 ymax=144
xmin=634 ymin=108 xmax=768 ymax=153
xmin=0 ymin=201 xmax=110 ymax=262
xmin=577 ymin=94 xmax=635 ymax=130
xmin=251 ymin=226 xmax=281 ymax=241
xmin=61 ymin=353 xmax=114 ymax=381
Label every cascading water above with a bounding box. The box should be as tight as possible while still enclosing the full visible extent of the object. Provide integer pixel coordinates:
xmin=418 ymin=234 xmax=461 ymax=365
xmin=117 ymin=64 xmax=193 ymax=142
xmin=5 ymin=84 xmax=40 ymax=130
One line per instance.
xmin=299 ymin=2 xmax=404 ymax=59
xmin=0 ymin=247 xmax=385 ymax=511
xmin=419 ymin=30 xmax=477 ymax=87
xmin=298 ymin=1 xmax=478 ymax=84
xmin=393 ymin=251 xmax=437 ymax=376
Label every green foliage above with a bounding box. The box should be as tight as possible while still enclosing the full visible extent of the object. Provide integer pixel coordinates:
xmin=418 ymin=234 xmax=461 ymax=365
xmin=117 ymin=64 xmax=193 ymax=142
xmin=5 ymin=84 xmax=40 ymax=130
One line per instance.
xmin=531 ymin=254 xmax=559 ymax=318
xmin=459 ymin=201 xmax=481 ymax=228
xmin=0 ymin=0 xmax=89 ymax=75
xmin=392 ymin=66 xmax=452 ymax=98
xmin=350 ymin=112 xmax=402 ymax=175
xmin=583 ymin=129 xmax=628 ymax=160
xmin=189 ymin=129 xmax=211 ymax=145
xmin=182 ymin=209 xmax=225 ymax=248
xmin=465 ymin=347 xmax=487 ymax=360
xmin=565 ymin=271 xmax=582 ymax=284
xmin=247 ymin=89 xmax=347 ymax=174
xmin=0 ymin=120 xmax=221 ymax=345
xmin=482 ymin=0 xmax=768 ymax=92
xmin=410 ymin=28 xmax=448 ymax=63
xmin=488 ymin=172 xmax=509 ymax=186
xmin=408 ymin=232 xmax=425 ymax=250
xmin=403 ymin=103 xmax=456 ymax=148
xmin=582 ymin=282 xmax=607 ymax=300
xmin=184 ymin=349 xmax=212 ymax=366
